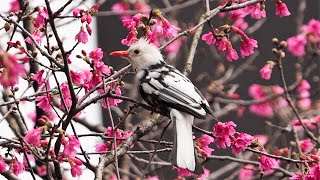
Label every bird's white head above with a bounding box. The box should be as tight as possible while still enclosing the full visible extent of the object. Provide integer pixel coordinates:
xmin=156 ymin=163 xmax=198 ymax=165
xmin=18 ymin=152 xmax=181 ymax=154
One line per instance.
xmin=110 ymin=38 xmax=164 ymax=71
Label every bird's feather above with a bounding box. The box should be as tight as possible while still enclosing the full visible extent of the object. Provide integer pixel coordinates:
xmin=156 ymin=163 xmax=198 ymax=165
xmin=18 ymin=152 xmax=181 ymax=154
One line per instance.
xmin=139 ymin=63 xmax=211 ymax=119
xmin=170 ymin=109 xmax=203 ymax=174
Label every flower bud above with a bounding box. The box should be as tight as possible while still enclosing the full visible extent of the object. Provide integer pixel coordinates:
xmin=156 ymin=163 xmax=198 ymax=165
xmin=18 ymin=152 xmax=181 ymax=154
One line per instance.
xmin=272 ymin=48 xmax=278 ymax=54
xmin=81 ymin=50 xmax=87 ymax=56
xmin=279 ymin=41 xmax=287 ymax=48
xmin=272 ymin=38 xmax=279 ymax=45
xmin=4 ymin=23 xmax=10 ymax=32
xmin=278 ymin=50 xmax=285 ymax=58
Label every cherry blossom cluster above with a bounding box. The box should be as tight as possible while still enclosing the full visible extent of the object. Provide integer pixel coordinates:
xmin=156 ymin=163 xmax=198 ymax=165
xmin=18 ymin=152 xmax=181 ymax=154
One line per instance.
xmin=228 ymin=0 xmax=290 ymax=19
xmin=202 ymin=25 xmax=258 ymax=61
xmin=213 ymin=121 xmax=254 ymax=154
xmin=13 ymin=115 xmax=84 ymax=177
xmin=248 ymin=84 xmax=288 ymax=117
xmin=0 ymin=48 xmax=26 ymax=88
xmin=95 ymin=126 xmax=133 ymax=153
xmin=287 ymin=19 xmax=320 ymax=57
xmin=120 ymin=9 xmax=180 ymax=46
xmin=204 ymin=0 xmax=290 ymax=62
xmin=73 ymin=4 xmax=100 ymax=44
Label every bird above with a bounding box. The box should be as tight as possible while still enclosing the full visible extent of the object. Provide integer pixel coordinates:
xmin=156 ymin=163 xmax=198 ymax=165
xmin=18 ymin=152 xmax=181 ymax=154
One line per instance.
xmin=110 ymin=38 xmax=214 ymax=174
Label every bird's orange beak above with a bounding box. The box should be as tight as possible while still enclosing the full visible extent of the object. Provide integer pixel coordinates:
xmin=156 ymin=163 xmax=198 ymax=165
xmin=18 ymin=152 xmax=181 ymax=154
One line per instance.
xmin=110 ymin=51 xmax=128 ymax=58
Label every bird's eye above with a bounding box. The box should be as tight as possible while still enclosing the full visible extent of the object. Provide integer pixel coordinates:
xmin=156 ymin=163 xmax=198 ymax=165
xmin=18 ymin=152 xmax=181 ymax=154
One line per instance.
xmin=134 ymin=49 xmax=140 ymax=54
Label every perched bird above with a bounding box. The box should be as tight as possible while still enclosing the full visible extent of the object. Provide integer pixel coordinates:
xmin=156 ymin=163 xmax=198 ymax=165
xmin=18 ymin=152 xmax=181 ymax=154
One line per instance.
xmin=110 ymin=38 xmax=214 ymax=174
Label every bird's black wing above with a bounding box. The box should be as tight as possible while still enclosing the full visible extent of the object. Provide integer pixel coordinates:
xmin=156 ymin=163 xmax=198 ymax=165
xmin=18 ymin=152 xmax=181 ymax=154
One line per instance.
xmin=138 ymin=65 xmax=212 ymax=119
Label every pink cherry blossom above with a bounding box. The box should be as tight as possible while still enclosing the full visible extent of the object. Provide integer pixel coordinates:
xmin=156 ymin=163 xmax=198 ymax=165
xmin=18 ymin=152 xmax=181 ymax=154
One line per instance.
xmin=122 ymin=13 xmax=141 ymax=30
xmin=89 ymin=48 xmax=103 ymax=61
xmin=160 ymin=18 xmax=180 ymax=39
xmin=297 ymin=98 xmax=311 ymax=110
xmin=146 ymin=25 xmax=161 ymax=47
xmin=95 ymin=142 xmax=110 ymax=152
xmin=226 ymin=43 xmax=239 ymax=61
xmin=259 ymin=155 xmax=279 ymax=172
xmin=305 ymin=164 xmax=320 ymax=179
xmin=275 ymin=148 xmax=289 ymax=156
xmin=164 ymin=37 xmax=184 ymax=56
xmin=248 ymin=84 xmax=265 ymax=99
xmin=0 ymin=157 xmax=6 ymax=173
xmin=196 ymin=134 xmax=214 ymax=158
xmin=102 ymin=85 xmax=123 ymax=108
xmin=260 ymin=64 xmax=273 ymax=80
xmin=197 ymin=168 xmax=210 ymax=180
xmin=230 ymin=9 xmax=248 ymax=19
xmin=121 ymin=30 xmax=138 ymax=46
xmin=34 ymin=70 xmax=44 ymax=85
xmin=24 ymin=127 xmax=43 ymax=147
xmin=82 ymin=72 xmax=101 ymax=93
xmin=9 ymin=0 xmax=20 ymax=12
xmin=301 ymin=19 xmax=320 ymax=36
xmin=231 ymin=132 xmax=254 ymax=154
xmin=69 ymin=157 xmax=83 ymax=177
xmin=75 ymin=27 xmax=88 ymax=44
xmin=10 ymin=159 xmax=24 ymax=176
xmin=36 ymin=94 xmax=53 ymax=113
xmin=70 ymin=70 xmax=84 ymax=85
xmin=246 ymin=3 xmax=266 ymax=19
xmin=23 ymin=154 xmax=35 ymax=168
xmin=91 ymin=4 xmax=100 ymax=12
xmin=81 ymin=14 xmax=92 ymax=24
xmin=202 ymin=32 xmax=216 ymax=46
xmin=104 ymin=127 xmax=132 ymax=147
xmin=213 ymin=121 xmax=236 ymax=138
xmin=25 ymin=29 xmax=42 ymax=45
xmin=60 ymin=83 xmax=72 ymax=109
xmin=37 ymin=165 xmax=47 ymax=176
xmin=289 ymin=173 xmax=303 ymax=180
xmin=249 ymin=103 xmax=274 ymax=117
xmin=62 ymin=135 xmax=80 ymax=157
xmin=111 ymin=2 xmax=130 ymax=20
xmin=299 ymin=139 xmax=314 ymax=153
xmin=239 ymin=164 xmax=254 ymax=180
xmin=240 ymin=37 xmax=258 ymax=58
xmin=287 ymin=34 xmax=307 ymax=57
xmin=253 ymin=135 xmax=268 ymax=146
xmin=72 ymin=8 xmax=82 ymax=17
xmin=93 ymin=60 xmax=111 ymax=77
xmin=175 ymin=167 xmax=193 ymax=177
xmin=134 ymin=2 xmax=151 ymax=13
xmin=70 ymin=165 xmax=82 ymax=177
xmin=216 ymin=37 xmax=229 ymax=51
xmin=292 ymin=118 xmax=317 ymax=131
xmin=233 ymin=18 xmax=249 ymax=31
xmin=275 ymin=1 xmax=291 ymax=17
xmin=297 ymin=80 xmax=311 ymax=92
xmin=248 ymin=84 xmax=282 ymax=117
xmin=34 ymin=7 xmax=48 ymax=28
xmin=213 ymin=121 xmax=236 ymax=149
xmin=0 ymin=50 xmax=25 ymax=88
